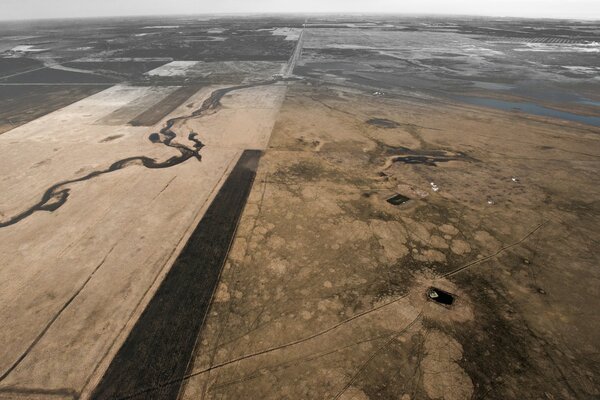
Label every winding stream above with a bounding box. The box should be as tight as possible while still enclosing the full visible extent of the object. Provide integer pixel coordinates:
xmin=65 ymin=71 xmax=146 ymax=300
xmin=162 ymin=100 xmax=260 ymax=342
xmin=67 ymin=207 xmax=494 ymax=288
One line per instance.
xmin=0 ymin=79 xmax=280 ymax=229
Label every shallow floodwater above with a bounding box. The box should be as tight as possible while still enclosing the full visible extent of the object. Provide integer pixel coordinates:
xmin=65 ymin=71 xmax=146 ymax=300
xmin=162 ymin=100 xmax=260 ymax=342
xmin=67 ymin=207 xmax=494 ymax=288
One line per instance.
xmin=457 ymin=96 xmax=600 ymax=127
xmin=579 ymin=100 xmax=600 ymax=107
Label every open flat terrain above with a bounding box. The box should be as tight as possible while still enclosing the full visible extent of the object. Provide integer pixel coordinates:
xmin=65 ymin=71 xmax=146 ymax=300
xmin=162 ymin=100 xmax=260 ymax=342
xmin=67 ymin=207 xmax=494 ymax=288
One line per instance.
xmin=0 ymin=15 xmax=599 ymax=400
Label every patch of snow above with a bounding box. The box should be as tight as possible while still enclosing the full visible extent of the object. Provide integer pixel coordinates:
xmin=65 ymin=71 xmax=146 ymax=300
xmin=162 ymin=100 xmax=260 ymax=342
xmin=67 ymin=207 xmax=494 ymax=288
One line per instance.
xmin=271 ymin=27 xmax=301 ymax=41
xmin=146 ymin=61 xmax=200 ymax=77
xmin=515 ymin=42 xmax=600 ymax=53
xmin=10 ymin=45 xmax=47 ymax=53
xmin=142 ymin=25 xmax=180 ymax=29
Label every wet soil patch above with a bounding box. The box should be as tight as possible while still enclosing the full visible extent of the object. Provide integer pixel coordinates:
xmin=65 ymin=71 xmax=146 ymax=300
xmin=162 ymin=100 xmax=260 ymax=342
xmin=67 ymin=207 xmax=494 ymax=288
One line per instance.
xmin=100 ymin=134 xmax=124 ymax=142
xmin=393 ymin=155 xmax=455 ymax=166
xmin=427 ymin=287 xmax=454 ymax=305
xmin=353 ymin=333 xmax=426 ymax=400
xmin=367 ymin=118 xmax=400 ymax=128
xmin=387 ymin=193 xmax=410 ymax=205
xmin=443 ymin=274 xmax=577 ymax=399
xmin=91 ymin=150 xmax=262 ymax=400
xmin=380 ymin=142 xmax=473 ymax=167
xmin=370 ymin=255 xmax=432 ymax=301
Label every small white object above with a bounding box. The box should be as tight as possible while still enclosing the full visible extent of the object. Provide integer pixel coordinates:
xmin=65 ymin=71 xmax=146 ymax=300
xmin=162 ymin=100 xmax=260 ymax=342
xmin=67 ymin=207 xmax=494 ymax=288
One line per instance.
xmin=511 ymin=177 xmax=519 ymax=182
xmin=430 ymin=182 xmax=439 ymax=192
xmin=487 ymin=199 xmax=494 ymax=205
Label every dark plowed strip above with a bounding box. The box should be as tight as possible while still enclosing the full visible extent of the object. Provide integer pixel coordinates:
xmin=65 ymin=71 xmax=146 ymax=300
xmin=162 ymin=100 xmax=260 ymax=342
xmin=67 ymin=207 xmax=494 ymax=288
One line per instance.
xmin=129 ymin=85 xmax=201 ymax=126
xmin=0 ymin=85 xmax=109 ymax=135
xmin=91 ymin=150 xmax=262 ymax=400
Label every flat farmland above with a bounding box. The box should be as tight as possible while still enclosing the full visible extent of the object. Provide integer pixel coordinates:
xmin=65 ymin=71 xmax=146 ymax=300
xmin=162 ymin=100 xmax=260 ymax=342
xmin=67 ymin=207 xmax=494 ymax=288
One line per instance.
xmin=0 ymin=15 xmax=598 ymax=400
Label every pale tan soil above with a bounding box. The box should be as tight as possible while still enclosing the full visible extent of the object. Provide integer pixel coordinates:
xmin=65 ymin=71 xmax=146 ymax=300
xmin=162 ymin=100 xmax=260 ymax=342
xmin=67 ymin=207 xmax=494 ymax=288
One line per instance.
xmin=2 ymin=16 xmax=600 ymax=400
xmin=0 ymin=67 xmax=598 ymax=400
xmin=0 ymin=82 xmax=285 ymax=397
xmin=180 ymin=82 xmax=600 ymax=399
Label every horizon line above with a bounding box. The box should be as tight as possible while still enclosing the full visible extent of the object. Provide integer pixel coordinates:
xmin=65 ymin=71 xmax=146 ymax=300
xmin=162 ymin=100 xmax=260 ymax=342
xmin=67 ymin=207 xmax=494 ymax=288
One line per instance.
xmin=1 ymin=11 xmax=599 ymax=24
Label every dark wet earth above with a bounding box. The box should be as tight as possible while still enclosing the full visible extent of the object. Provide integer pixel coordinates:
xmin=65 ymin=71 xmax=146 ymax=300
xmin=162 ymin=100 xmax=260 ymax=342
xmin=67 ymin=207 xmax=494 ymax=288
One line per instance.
xmin=367 ymin=118 xmax=400 ymax=128
xmin=387 ymin=193 xmax=410 ymax=205
xmin=294 ymin=17 xmax=600 ymax=128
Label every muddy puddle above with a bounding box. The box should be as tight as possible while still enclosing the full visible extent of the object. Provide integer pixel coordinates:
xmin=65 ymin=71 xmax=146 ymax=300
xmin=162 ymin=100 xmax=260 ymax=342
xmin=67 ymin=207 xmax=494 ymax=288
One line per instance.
xmin=427 ymin=287 xmax=455 ymax=306
xmin=387 ymin=193 xmax=410 ymax=205
xmin=367 ymin=118 xmax=400 ymax=128
xmin=393 ymin=155 xmax=454 ymax=166
xmin=379 ymin=142 xmax=472 ymax=167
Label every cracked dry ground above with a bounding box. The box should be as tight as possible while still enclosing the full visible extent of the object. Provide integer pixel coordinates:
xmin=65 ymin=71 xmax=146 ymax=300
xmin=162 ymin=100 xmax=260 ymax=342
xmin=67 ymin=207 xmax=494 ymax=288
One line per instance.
xmin=179 ymin=83 xmax=600 ymax=400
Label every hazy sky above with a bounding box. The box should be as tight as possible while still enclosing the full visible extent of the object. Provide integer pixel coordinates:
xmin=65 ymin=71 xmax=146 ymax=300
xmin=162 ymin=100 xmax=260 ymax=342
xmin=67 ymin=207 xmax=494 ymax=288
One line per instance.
xmin=2 ymin=0 xmax=599 ymax=21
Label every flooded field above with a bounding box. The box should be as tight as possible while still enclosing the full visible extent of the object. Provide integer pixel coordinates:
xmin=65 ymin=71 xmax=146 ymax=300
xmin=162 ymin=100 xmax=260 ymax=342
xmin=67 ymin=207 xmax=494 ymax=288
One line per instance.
xmin=457 ymin=96 xmax=600 ymax=127
xmin=0 ymin=14 xmax=599 ymax=400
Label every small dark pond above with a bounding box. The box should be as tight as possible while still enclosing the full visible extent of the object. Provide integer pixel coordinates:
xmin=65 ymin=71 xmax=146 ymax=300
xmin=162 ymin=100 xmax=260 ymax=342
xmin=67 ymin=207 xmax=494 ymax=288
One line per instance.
xmin=427 ymin=287 xmax=454 ymax=306
xmin=387 ymin=193 xmax=410 ymax=205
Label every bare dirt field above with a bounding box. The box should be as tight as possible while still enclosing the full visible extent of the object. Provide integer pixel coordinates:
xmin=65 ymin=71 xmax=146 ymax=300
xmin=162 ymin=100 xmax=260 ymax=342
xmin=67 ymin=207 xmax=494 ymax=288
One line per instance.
xmin=183 ymin=83 xmax=600 ymax=399
xmin=0 ymin=15 xmax=599 ymax=400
